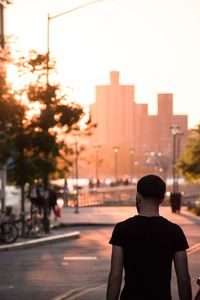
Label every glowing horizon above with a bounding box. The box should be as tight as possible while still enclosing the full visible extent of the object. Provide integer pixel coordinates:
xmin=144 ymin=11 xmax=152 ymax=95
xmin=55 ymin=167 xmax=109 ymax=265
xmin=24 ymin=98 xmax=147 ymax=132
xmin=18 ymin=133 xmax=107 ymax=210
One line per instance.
xmin=4 ymin=0 xmax=200 ymax=129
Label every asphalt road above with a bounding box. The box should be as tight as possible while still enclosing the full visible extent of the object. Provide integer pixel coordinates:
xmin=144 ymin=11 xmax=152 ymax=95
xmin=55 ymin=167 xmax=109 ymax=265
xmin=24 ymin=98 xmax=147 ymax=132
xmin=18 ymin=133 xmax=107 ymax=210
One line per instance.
xmin=0 ymin=226 xmax=112 ymax=300
xmin=0 ymin=224 xmax=199 ymax=300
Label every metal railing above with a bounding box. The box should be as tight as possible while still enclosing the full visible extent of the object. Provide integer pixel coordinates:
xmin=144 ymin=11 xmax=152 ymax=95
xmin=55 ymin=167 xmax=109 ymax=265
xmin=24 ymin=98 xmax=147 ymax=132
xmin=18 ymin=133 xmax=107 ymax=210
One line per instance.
xmin=64 ymin=185 xmax=200 ymax=208
xmin=66 ymin=185 xmax=136 ymax=207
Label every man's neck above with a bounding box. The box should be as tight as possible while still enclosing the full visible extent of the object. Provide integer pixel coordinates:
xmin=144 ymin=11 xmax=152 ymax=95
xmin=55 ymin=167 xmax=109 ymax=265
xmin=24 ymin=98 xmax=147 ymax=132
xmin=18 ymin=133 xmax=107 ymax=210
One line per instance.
xmin=139 ymin=213 xmax=160 ymax=217
xmin=138 ymin=208 xmax=160 ymax=217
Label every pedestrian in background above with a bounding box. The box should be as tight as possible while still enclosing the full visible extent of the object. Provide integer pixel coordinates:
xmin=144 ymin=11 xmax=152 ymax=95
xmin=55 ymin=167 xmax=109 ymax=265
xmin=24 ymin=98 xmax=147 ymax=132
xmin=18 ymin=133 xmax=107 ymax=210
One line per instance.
xmin=107 ymin=174 xmax=192 ymax=300
xmin=29 ymin=183 xmax=42 ymax=216
xmin=48 ymin=187 xmax=58 ymax=220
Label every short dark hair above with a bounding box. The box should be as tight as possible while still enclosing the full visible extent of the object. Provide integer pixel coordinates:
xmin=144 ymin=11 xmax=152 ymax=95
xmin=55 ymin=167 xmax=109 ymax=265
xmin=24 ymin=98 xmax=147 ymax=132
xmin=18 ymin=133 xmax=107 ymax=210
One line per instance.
xmin=137 ymin=174 xmax=166 ymax=200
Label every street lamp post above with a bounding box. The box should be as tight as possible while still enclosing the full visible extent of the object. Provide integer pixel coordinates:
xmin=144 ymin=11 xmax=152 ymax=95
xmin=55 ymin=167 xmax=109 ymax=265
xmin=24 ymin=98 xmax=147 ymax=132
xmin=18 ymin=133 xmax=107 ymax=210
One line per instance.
xmin=74 ymin=139 xmax=79 ymax=214
xmin=129 ymin=148 xmax=135 ymax=182
xmin=170 ymin=125 xmax=183 ymax=193
xmin=170 ymin=125 xmax=183 ymax=213
xmin=113 ymin=146 xmax=119 ymax=184
xmin=94 ymin=144 xmax=101 ymax=184
xmin=46 ymin=0 xmax=111 ymax=85
xmin=0 ymin=0 xmax=12 ymax=211
xmin=172 ymin=129 xmax=177 ymax=193
xmin=0 ymin=0 xmax=12 ymax=47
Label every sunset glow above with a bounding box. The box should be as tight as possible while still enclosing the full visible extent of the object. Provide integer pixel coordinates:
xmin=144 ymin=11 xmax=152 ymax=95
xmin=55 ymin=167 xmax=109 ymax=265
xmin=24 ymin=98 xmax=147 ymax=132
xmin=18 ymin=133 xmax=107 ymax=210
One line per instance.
xmin=4 ymin=0 xmax=200 ymax=128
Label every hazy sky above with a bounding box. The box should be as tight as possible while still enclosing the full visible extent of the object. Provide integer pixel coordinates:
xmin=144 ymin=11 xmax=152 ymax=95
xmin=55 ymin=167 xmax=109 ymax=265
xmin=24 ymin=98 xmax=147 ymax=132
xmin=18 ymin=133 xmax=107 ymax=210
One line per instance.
xmin=4 ymin=0 xmax=200 ymax=128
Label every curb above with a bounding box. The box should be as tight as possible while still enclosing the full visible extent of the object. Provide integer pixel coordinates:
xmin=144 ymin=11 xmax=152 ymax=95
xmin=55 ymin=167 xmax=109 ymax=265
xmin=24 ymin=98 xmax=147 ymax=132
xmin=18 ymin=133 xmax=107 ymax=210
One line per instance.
xmin=53 ymin=223 xmax=115 ymax=228
xmin=0 ymin=231 xmax=80 ymax=251
xmin=0 ymin=223 xmax=114 ymax=252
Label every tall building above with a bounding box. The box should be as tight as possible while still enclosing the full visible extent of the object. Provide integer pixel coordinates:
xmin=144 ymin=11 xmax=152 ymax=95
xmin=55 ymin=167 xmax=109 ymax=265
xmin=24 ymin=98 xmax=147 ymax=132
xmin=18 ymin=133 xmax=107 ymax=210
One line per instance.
xmin=85 ymin=71 xmax=188 ymax=179
xmin=90 ymin=71 xmax=135 ymax=145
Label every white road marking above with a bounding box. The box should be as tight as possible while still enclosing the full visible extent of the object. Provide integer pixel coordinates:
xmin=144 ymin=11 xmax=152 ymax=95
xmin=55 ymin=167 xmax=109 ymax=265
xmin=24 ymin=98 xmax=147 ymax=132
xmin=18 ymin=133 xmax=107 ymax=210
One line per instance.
xmin=0 ymin=286 xmax=14 ymax=290
xmin=50 ymin=284 xmax=106 ymax=300
xmin=66 ymin=284 xmax=106 ymax=300
xmin=61 ymin=262 xmax=69 ymax=266
xmin=187 ymin=243 xmax=200 ymax=255
xmin=63 ymin=256 xmax=97 ymax=260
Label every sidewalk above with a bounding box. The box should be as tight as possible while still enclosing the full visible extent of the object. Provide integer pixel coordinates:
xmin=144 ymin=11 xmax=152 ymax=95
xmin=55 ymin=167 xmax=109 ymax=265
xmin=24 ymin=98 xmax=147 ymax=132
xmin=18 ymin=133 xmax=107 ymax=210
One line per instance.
xmin=54 ymin=206 xmax=200 ymax=300
xmin=59 ymin=205 xmax=200 ymax=226
xmin=0 ymin=205 xmax=199 ymax=251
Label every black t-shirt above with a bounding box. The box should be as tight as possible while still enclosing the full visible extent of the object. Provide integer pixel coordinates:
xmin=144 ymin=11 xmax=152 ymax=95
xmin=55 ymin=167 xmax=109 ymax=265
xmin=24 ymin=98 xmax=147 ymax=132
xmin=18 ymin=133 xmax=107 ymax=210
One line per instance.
xmin=109 ymin=215 xmax=189 ymax=300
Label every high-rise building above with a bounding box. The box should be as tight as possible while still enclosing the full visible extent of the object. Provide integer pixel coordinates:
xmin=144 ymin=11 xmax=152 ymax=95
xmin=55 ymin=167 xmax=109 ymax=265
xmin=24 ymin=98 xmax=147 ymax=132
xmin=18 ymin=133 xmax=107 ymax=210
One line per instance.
xmin=85 ymin=71 xmax=188 ymax=179
xmin=90 ymin=71 xmax=135 ymax=145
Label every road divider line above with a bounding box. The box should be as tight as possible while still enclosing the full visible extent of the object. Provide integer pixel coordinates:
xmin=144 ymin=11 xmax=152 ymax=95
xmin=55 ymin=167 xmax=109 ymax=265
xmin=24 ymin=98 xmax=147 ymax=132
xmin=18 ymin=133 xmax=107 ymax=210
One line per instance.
xmin=61 ymin=262 xmax=69 ymax=266
xmin=187 ymin=243 xmax=200 ymax=255
xmin=66 ymin=284 xmax=106 ymax=300
xmin=51 ymin=287 xmax=86 ymax=300
xmin=63 ymin=256 xmax=97 ymax=260
xmin=51 ymin=284 xmax=106 ymax=300
xmin=0 ymin=286 xmax=14 ymax=290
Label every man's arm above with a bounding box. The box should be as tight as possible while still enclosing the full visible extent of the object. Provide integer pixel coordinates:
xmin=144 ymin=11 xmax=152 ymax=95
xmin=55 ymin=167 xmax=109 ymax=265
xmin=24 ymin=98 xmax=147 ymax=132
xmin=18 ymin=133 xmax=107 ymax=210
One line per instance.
xmin=174 ymin=250 xmax=192 ymax=300
xmin=106 ymin=245 xmax=123 ymax=300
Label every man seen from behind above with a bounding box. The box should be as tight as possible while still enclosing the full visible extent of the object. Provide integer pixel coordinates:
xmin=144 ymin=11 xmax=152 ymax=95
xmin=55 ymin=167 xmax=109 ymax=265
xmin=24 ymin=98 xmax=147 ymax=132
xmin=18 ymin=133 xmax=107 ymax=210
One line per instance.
xmin=106 ymin=174 xmax=192 ymax=300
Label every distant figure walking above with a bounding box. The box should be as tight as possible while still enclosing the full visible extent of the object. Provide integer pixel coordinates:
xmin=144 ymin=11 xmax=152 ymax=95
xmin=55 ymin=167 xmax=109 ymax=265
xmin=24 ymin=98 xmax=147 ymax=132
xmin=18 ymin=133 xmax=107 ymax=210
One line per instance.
xmin=107 ymin=174 xmax=192 ymax=300
xmin=48 ymin=187 xmax=58 ymax=220
xmin=30 ymin=183 xmax=42 ymax=215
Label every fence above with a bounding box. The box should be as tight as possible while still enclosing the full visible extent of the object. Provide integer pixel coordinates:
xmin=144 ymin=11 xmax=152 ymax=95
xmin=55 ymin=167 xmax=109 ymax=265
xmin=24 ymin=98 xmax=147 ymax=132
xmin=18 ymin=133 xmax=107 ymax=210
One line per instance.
xmin=64 ymin=185 xmax=200 ymax=208
xmin=67 ymin=185 xmax=137 ymax=207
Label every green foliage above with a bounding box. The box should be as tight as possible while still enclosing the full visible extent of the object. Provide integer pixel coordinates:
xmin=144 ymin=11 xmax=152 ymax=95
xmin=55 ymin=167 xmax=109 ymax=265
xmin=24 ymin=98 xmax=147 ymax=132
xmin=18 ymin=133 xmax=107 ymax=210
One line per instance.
xmin=0 ymin=50 xmax=23 ymax=165
xmin=178 ymin=124 xmax=200 ymax=181
xmin=0 ymin=49 xmax=92 ymax=187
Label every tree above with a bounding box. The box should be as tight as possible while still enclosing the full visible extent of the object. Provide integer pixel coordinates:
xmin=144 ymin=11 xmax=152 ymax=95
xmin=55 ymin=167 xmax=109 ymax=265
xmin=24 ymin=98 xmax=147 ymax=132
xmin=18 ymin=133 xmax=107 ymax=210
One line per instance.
xmin=178 ymin=124 xmax=200 ymax=182
xmin=10 ymin=50 xmax=94 ymax=186
xmin=25 ymin=52 xmax=85 ymax=183
xmin=0 ymin=47 xmax=30 ymax=211
xmin=0 ymin=51 xmax=94 ymax=218
xmin=0 ymin=49 xmax=95 ymax=216
xmin=0 ymin=48 xmax=17 ymax=165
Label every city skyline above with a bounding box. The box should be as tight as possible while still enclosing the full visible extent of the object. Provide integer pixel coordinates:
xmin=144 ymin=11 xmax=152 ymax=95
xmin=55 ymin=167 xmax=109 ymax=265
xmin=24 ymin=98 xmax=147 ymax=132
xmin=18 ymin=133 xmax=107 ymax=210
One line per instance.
xmin=4 ymin=0 xmax=200 ymax=129
xmin=76 ymin=71 xmax=188 ymax=179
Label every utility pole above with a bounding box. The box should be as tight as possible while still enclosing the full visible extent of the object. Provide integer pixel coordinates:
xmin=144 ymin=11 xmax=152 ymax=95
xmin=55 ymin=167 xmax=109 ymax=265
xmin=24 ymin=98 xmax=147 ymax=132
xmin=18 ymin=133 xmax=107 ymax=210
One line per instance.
xmin=170 ymin=125 xmax=183 ymax=213
xmin=113 ymin=146 xmax=119 ymax=184
xmin=74 ymin=140 xmax=79 ymax=214
xmin=0 ymin=0 xmax=12 ymax=211
xmin=129 ymin=148 xmax=135 ymax=182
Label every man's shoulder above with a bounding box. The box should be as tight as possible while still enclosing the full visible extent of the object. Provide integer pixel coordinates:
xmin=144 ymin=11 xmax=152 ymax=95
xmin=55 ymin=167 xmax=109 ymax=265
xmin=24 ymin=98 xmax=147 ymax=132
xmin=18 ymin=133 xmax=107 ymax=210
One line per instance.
xmin=160 ymin=216 xmax=182 ymax=228
xmin=117 ymin=216 xmax=181 ymax=228
xmin=116 ymin=216 xmax=137 ymax=228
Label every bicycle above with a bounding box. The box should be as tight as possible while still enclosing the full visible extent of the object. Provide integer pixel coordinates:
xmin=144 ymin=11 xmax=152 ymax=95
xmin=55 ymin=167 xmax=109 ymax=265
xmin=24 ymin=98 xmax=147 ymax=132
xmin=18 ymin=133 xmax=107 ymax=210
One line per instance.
xmin=14 ymin=207 xmax=44 ymax=239
xmin=0 ymin=210 xmax=19 ymax=244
